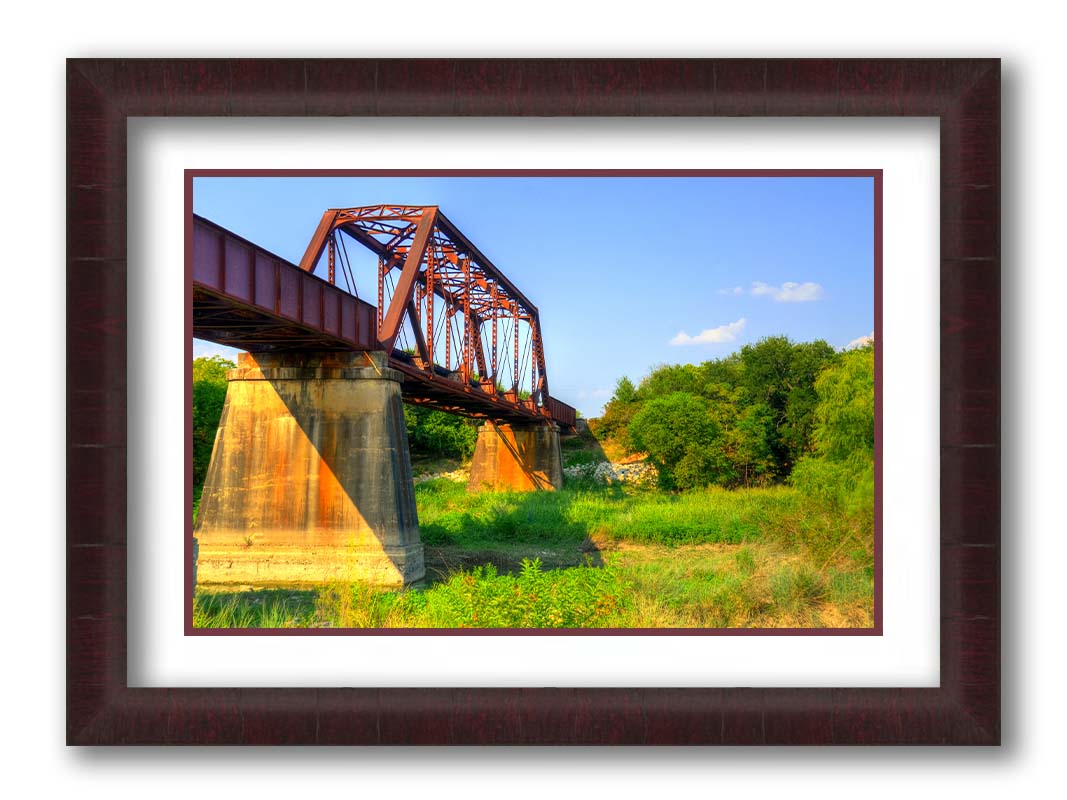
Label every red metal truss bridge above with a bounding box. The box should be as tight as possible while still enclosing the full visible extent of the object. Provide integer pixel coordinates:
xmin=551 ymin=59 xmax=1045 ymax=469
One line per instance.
xmin=192 ymin=206 xmax=577 ymax=431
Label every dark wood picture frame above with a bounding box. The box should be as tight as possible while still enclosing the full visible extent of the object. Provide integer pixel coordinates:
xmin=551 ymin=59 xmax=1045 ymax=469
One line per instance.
xmin=67 ymin=58 xmax=1000 ymax=745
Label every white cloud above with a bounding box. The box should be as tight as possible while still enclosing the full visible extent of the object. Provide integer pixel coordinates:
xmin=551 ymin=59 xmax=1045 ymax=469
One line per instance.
xmin=750 ymin=281 xmax=824 ymax=302
xmin=669 ymin=317 xmax=746 ymax=346
xmin=844 ymin=332 xmax=875 ymax=350
xmin=717 ymin=286 xmax=744 ymax=295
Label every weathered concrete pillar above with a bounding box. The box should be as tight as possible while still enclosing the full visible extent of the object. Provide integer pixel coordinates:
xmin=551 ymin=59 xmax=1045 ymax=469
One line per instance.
xmin=195 ymin=351 xmax=424 ymax=587
xmin=467 ymin=422 xmax=564 ymax=492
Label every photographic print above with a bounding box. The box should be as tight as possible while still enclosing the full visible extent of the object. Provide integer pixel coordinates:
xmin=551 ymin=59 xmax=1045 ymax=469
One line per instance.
xmin=189 ymin=171 xmax=879 ymax=633
xmin=67 ymin=56 xmax=1000 ymax=746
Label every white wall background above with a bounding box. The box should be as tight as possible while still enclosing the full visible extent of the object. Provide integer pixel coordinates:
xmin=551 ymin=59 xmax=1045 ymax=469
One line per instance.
xmin=4 ymin=0 xmax=1060 ymax=794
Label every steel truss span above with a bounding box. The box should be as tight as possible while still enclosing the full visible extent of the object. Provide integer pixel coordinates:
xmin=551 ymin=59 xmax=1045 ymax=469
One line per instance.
xmin=193 ymin=209 xmax=577 ymax=431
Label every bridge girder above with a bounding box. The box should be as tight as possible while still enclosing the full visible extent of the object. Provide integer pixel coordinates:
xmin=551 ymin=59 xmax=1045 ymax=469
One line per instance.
xmin=192 ymin=209 xmax=575 ymax=431
xmin=297 ymin=205 xmax=556 ymax=414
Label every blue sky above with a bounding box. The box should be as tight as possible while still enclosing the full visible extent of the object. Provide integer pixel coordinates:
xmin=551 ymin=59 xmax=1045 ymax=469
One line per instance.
xmin=193 ymin=175 xmax=874 ymax=418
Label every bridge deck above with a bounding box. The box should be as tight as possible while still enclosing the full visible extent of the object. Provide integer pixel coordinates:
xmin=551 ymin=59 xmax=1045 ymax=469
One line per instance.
xmin=191 ymin=215 xmax=577 ymax=430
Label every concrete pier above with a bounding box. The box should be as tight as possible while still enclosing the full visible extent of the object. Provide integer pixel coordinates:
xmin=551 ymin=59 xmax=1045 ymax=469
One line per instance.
xmin=194 ymin=351 xmax=424 ymax=587
xmin=467 ymin=421 xmax=564 ymax=492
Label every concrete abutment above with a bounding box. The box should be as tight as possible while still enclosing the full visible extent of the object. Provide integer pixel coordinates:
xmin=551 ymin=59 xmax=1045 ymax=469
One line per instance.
xmin=467 ymin=421 xmax=564 ymax=492
xmin=194 ymin=351 xmax=424 ymax=588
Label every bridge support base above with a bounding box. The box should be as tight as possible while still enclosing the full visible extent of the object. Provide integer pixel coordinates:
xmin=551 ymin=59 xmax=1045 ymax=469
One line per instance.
xmin=194 ymin=351 xmax=424 ymax=588
xmin=467 ymin=422 xmax=564 ymax=492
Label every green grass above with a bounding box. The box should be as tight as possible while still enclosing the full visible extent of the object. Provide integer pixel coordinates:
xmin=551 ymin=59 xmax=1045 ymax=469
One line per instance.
xmin=196 ymin=556 xmax=632 ymax=629
xmin=309 ymin=557 xmax=632 ymax=628
xmin=194 ymin=479 xmax=875 ymax=630
xmin=193 ymin=589 xmax=316 ymax=628
xmin=416 ymin=478 xmax=826 ymax=550
xmin=194 ymin=540 xmax=874 ymax=630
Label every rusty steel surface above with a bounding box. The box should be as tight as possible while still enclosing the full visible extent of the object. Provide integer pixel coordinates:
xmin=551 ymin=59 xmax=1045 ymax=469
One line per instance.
xmin=193 ymin=212 xmax=577 ymax=431
xmin=193 ymin=216 xmax=379 ymax=352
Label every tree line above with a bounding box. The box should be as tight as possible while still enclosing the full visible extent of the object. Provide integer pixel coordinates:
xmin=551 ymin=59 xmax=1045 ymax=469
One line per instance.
xmin=192 ymin=334 xmax=874 ymax=513
xmin=590 ymin=335 xmax=874 ymax=507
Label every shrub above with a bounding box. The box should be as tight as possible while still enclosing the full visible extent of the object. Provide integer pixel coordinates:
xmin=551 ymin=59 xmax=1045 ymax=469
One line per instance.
xmin=192 ymin=355 xmax=234 ymax=495
xmin=412 ymin=558 xmax=631 ymax=628
xmin=404 ymin=405 xmax=478 ymax=459
xmin=789 ymin=454 xmax=874 ymax=518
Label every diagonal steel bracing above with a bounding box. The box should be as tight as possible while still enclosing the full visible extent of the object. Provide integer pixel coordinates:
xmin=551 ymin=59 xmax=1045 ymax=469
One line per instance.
xmin=193 ymin=208 xmax=576 ymax=431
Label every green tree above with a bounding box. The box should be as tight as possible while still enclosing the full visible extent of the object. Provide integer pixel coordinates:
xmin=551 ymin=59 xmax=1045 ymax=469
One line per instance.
xmin=734 ymin=402 xmax=778 ymax=485
xmin=789 ymin=345 xmax=875 ymax=514
xmin=810 ymin=345 xmax=875 ymax=461
xmin=591 ymin=375 xmax=641 ymax=446
xmin=404 ymin=405 xmax=478 ymax=459
xmin=697 ymin=353 xmax=743 ymax=391
xmin=781 ymin=340 xmax=840 ymax=462
xmin=699 ymin=381 xmax=745 ymax=486
xmin=635 ymin=363 xmax=705 ymax=401
xmin=613 ymin=375 xmax=637 ymax=405
xmin=192 ymin=355 xmax=234 ymax=494
xmin=738 ymin=336 xmax=836 ymax=475
xmin=591 ymin=336 xmax=841 ymax=489
xmin=629 ymin=392 xmax=727 ymax=490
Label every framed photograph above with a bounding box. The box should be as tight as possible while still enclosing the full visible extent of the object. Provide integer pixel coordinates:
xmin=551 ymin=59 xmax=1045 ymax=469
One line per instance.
xmin=68 ymin=58 xmax=999 ymax=744
xmin=186 ymin=167 xmax=882 ymax=638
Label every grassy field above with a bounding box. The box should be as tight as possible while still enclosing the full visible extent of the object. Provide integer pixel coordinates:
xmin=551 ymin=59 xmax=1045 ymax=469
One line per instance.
xmin=194 ymin=478 xmax=874 ymax=630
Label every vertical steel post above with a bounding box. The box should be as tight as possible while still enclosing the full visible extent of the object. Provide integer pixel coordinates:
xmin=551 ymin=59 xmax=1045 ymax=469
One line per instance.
xmin=327 ymin=234 xmax=336 ymax=285
xmin=490 ymin=284 xmax=498 ymax=389
xmin=377 ymin=256 xmax=385 ymax=335
xmin=513 ymin=301 xmax=520 ymax=390
xmin=462 ymin=256 xmax=471 ymax=383
xmin=532 ymin=325 xmax=540 ymax=403
xmin=445 ymin=304 xmax=452 ymax=371
xmin=426 ymin=248 xmax=435 ymax=368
